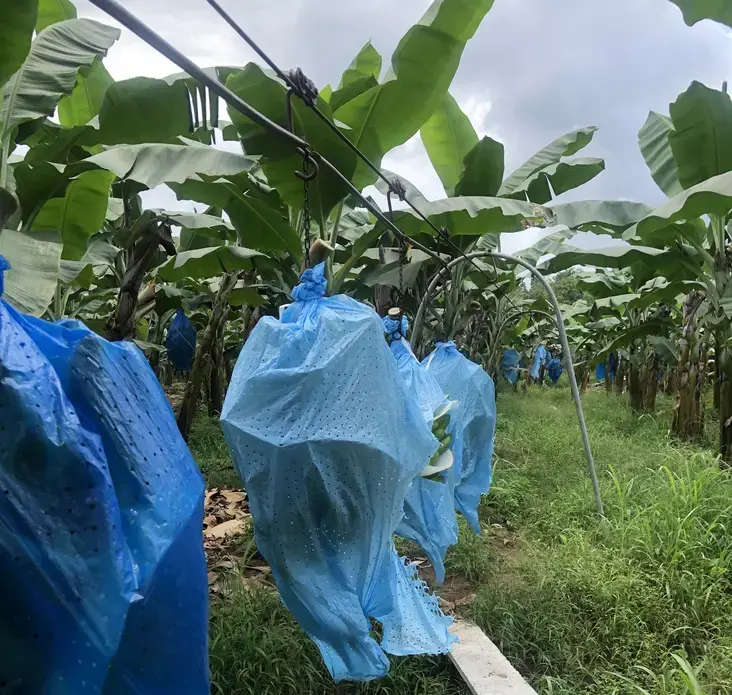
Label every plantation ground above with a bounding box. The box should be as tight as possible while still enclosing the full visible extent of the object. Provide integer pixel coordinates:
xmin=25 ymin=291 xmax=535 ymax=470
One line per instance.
xmin=189 ymin=385 xmax=732 ymax=695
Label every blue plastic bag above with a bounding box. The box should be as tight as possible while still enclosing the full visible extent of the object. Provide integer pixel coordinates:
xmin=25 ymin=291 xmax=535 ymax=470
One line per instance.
xmin=221 ymin=265 xmax=454 ymax=682
xmin=501 ymin=348 xmax=520 ymax=384
xmin=547 ymin=356 xmax=563 ymax=384
xmin=530 ymin=344 xmax=548 ymax=379
xmin=595 ymin=362 xmax=606 ymax=381
xmin=166 ymin=308 xmax=196 ymax=371
xmin=383 ymin=316 xmax=461 ymax=585
xmin=0 ymin=259 xmax=209 ymax=695
xmin=423 ymin=342 xmax=496 ymax=535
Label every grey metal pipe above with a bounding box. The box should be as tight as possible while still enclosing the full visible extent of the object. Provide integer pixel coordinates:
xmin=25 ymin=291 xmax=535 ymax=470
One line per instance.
xmin=413 ymin=251 xmax=604 ymax=516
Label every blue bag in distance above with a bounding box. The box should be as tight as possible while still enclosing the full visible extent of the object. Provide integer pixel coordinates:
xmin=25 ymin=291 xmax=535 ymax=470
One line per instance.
xmin=423 ymin=342 xmax=496 ymax=535
xmin=221 ymin=264 xmax=454 ymax=682
xmin=547 ymin=356 xmax=563 ymax=384
xmin=0 ymin=258 xmax=209 ymax=694
xmin=595 ymin=361 xmax=606 ymax=381
xmin=501 ymin=348 xmax=520 ymax=384
xmin=530 ymin=344 xmax=548 ymax=379
xmin=165 ymin=308 xmax=196 ymax=371
xmin=383 ymin=315 xmax=461 ymax=585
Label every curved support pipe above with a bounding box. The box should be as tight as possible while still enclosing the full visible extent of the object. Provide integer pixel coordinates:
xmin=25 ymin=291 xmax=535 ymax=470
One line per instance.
xmin=413 ymin=251 xmax=604 ymax=516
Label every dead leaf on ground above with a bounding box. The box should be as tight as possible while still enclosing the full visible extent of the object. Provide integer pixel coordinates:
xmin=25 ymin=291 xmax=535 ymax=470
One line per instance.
xmin=454 ymin=593 xmax=476 ymax=608
xmin=205 ymin=518 xmax=246 ymax=539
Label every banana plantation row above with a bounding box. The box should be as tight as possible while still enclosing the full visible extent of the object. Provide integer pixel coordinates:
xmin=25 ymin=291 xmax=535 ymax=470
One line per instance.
xmin=1 ymin=0 xmax=730 ymax=460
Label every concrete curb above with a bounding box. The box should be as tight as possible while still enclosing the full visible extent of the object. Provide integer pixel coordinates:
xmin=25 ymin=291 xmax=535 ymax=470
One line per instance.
xmin=450 ymin=620 xmax=538 ymax=695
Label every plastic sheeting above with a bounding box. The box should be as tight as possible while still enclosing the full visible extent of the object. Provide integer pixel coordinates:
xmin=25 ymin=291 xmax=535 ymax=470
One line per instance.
xmin=501 ymin=348 xmax=520 ymax=384
xmin=530 ymin=344 xmax=548 ymax=379
xmin=221 ymin=264 xmax=454 ymax=683
xmin=595 ymin=362 xmax=606 ymax=381
xmin=423 ymin=342 xmax=496 ymax=535
xmin=0 ymin=258 xmax=209 ymax=695
xmin=383 ymin=316 xmax=461 ymax=585
xmin=547 ymin=356 xmax=563 ymax=384
xmin=166 ymin=308 xmax=196 ymax=371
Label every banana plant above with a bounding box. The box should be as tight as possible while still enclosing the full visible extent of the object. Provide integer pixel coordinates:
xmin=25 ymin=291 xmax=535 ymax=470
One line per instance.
xmin=631 ymin=80 xmax=732 ymax=459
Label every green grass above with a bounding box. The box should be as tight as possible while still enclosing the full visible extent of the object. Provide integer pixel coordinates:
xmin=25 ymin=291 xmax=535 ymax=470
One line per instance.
xmin=188 ymin=413 xmax=241 ymax=489
xmin=470 ymin=385 xmax=732 ymax=695
xmin=210 ymin=586 xmax=467 ymax=695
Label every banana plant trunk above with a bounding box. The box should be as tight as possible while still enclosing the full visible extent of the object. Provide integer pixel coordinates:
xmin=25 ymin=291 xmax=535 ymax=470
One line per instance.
xmin=107 ymin=221 xmax=175 ymax=342
xmin=605 ymin=354 xmax=614 ymax=393
xmin=177 ymin=272 xmax=237 ymax=440
xmin=628 ymin=346 xmax=645 ymax=411
xmin=719 ymin=333 xmax=732 ymax=464
xmin=643 ymin=354 xmax=661 ymax=412
xmin=208 ymin=306 xmax=230 ymax=416
xmin=672 ymin=291 xmax=704 ymax=440
xmin=615 ymin=357 xmax=625 ymax=395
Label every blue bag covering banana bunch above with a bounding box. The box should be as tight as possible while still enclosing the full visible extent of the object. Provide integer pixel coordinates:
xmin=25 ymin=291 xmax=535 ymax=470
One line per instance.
xmin=423 ymin=342 xmax=496 ymax=535
xmin=0 ymin=257 xmax=209 ymax=695
xmin=383 ymin=313 xmax=461 ymax=584
xmin=221 ymin=264 xmax=454 ymax=682
xmin=165 ymin=308 xmax=196 ymax=371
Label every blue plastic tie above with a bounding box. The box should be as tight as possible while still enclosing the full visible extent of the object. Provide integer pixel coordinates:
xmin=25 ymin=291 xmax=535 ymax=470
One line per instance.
xmin=382 ymin=315 xmax=409 ymax=341
xmin=435 ymin=341 xmax=457 ymax=352
xmin=291 ymin=262 xmax=327 ymax=302
xmin=0 ymin=255 xmax=10 ymax=298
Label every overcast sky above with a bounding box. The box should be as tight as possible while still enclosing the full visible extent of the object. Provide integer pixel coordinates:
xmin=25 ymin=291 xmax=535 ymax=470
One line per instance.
xmin=75 ymin=0 xmax=732 ymax=252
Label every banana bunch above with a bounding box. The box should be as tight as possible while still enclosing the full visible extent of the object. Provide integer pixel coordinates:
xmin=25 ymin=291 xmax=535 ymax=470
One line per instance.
xmin=421 ymin=400 xmax=457 ymax=479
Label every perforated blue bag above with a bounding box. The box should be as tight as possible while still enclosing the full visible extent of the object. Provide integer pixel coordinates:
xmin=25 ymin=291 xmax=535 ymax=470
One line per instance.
xmin=383 ymin=316 xmax=461 ymax=585
xmin=221 ymin=265 xmax=454 ymax=682
xmin=166 ymin=308 xmax=196 ymax=371
xmin=423 ymin=342 xmax=496 ymax=535
xmin=501 ymin=348 xmax=520 ymax=384
xmin=0 ymin=260 xmax=209 ymax=694
xmin=530 ymin=344 xmax=548 ymax=379
xmin=547 ymin=356 xmax=563 ymax=384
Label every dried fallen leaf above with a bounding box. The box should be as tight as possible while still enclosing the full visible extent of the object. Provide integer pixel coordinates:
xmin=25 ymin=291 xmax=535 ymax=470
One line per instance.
xmin=207 ymin=571 xmax=217 ymax=585
xmin=222 ymin=490 xmax=246 ymax=504
xmin=455 ymin=593 xmax=476 ymax=608
xmin=204 ymin=518 xmax=246 ymax=539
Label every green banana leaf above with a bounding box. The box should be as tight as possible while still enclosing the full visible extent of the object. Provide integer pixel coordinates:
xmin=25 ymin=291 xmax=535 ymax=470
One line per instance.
xmin=156 ymin=245 xmax=266 ymax=282
xmin=508 ymin=157 xmax=605 ymax=205
xmin=0 ymin=0 xmax=37 ymax=87
xmin=421 ymin=92 xmax=478 ymax=196
xmin=335 ymin=0 xmax=495 ymax=189
xmin=170 ymin=177 xmax=301 ymax=259
xmin=32 ymin=169 xmax=115 ymax=260
xmin=0 ymin=18 xmax=120 ymax=136
xmin=550 ymin=200 xmax=652 ymax=234
xmin=638 ymin=111 xmax=682 ymax=198
xmin=498 ymin=127 xmax=597 ymax=197
xmin=0 ymin=227 xmax=62 ymax=315
xmin=338 ymin=41 xmax=382 ymax=88
xmin=226 ymin=64 xmax=357 ymax=222
xmin=390 ymin=196 xmax=539 ymax=237
xmin=94 ymin=77 xmax=193 ymax=145
xmin=630 ymin=170 xmax=732 ymax=241
xmin=539 ymin=243 xmax=666 ymax=273
xmin=669 ymin=81 xmax=732 ymax=190
xmin=667 ymin=0 xmax=732 ymax=28
xmin=454 ymin=136 xmax=505 ymax=197
xmin=36 ymin=0 xmax=76 ymax=32
xmin=77 ymin=141 xmax=257 ymax=188
xmin=59 ymin=58 xmax=114 ymax=128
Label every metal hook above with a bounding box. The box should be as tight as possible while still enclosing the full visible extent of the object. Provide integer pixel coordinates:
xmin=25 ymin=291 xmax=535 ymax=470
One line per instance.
xmin=295 ymin=146 xmax=318 ymax=181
